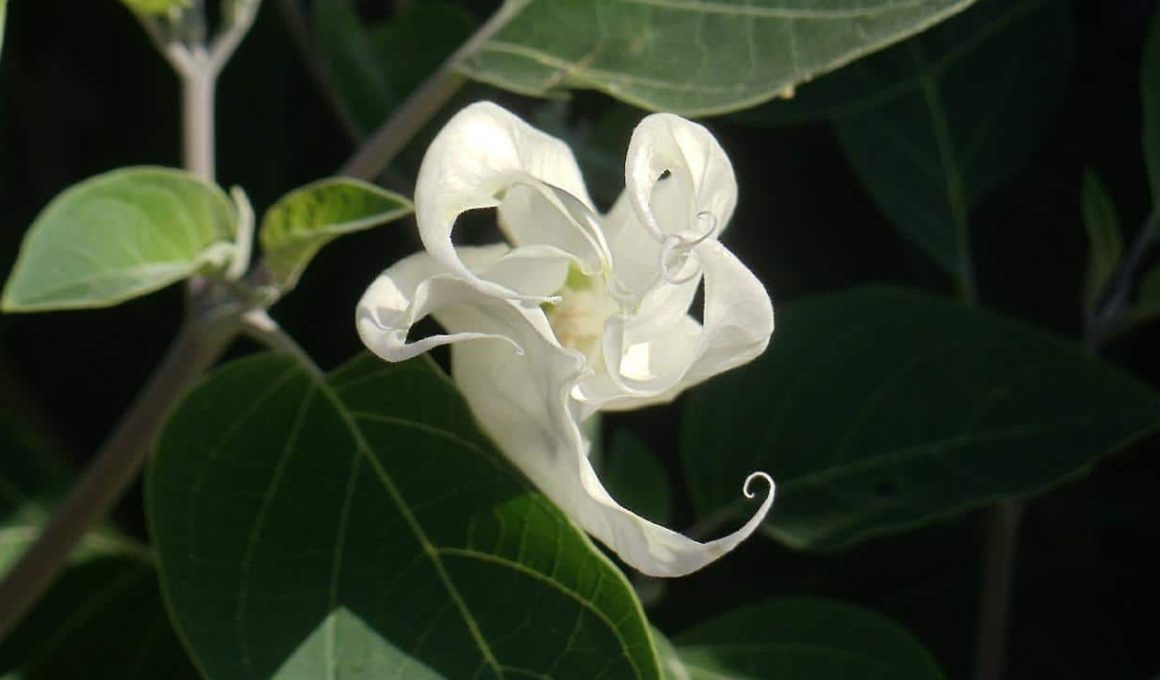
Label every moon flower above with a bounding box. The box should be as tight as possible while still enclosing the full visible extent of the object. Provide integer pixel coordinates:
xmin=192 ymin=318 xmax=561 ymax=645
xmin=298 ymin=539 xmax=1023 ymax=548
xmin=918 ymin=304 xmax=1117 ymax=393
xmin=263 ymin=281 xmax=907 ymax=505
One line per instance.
xmin=356 ymin=102 xmax=775 ymax=577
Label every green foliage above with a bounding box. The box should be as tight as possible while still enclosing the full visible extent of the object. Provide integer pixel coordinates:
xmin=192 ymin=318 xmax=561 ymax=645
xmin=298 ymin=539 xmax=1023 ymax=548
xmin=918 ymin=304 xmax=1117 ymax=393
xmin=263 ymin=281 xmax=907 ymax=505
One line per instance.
xmin=813 ymin=0 xmax=1070 ymax=280
xmin=672 ymin=598 xmax=945 ymax=679
xmin=149 ymin=353 xmax=661 ymax=679
xmin=313 ymin=0 xmax=475 ymax=135
xmin=1 ymin=167 xmax=238 ymax=312
xmin=0 ymin=0 xmax=7 ymax=58
xmin=682 ymin=286 xmax=1160 ymax=550
xmin=259 ymin=178 xmax=412 ymax=291
xmin=461 ymin=0 xmax=977 ymax=116
xmin=603 ymin=431 xmax=673 ymax=526
xmin=1081 ymin=170 xmax=1124 ymax=315
xmin=1144 ymin=9 xmax=1160 ymax=203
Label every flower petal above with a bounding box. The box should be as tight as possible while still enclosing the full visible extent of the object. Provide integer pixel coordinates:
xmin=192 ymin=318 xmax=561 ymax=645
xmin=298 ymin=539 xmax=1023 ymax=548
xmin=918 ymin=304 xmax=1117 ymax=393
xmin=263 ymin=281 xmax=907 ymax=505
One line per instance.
xmin=580 ymin=238 xmax=773 ymax=413
xmin=624 ymin=113 xmax=737 ymax=243
xmin=414 ymin=101 xmax=603 ymax=300
xmin=447 ymin=295 xmax=775 ymax=577
xmin=356 ymin=244 xmax=571 ymax=362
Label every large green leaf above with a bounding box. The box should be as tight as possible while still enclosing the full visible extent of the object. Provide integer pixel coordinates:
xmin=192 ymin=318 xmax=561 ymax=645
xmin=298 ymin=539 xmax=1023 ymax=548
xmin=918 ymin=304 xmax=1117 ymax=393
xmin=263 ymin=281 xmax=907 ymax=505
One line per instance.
xmin=1 ymin=167 xmax=238 ymax=312
xmin=461 ymin=0 xmax=977 ymax=117
xmin=149 ymin=353 xmax=661 ymax=679
xmin=672 ymin=598 xmax=945 ymax=679
xmin=829 ymin=0 xmax=1071 ymax=280
xmin=259 ymin=178 xmax=412 ymax=290
xmin=1144 ymin=7 xmax=1160 ymax=203
xmin=682 ymin=286 xmax=1160 ymax=551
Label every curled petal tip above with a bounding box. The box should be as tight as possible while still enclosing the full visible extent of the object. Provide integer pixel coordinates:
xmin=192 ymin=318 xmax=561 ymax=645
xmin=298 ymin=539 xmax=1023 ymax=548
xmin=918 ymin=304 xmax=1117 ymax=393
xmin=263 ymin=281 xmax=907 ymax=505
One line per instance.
xmin=743 ymin=471 xmax=775 ymax=500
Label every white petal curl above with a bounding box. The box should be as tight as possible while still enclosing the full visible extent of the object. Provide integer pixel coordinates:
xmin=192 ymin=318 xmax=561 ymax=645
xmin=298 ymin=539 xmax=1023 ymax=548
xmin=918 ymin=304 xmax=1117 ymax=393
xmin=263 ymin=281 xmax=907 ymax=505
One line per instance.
xmin=414 ymin=102 xmax=602 ymax=302
xmin=625 ymin=113 xmax=737 ymax=243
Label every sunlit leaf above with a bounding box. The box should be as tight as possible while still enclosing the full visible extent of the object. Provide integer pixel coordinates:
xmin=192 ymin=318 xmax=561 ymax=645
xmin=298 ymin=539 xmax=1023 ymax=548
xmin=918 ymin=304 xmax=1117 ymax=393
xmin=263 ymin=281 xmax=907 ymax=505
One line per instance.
xmin=1081 ymin=170 xmax=1123 ymax=314
xmin=673 ymin=598 xmax=945 ymax=679
xmin=149 ymin=353 xmax=661 ymax=679
xmin=1 ymin=167 xmax=237 ymax=312
xmin=462 ymin=0 xmax=977 ymax=116
xmin=259 ymin=178 xmax=411 ymax=290
xmin=830 ymin=0 xmax=1071 ymax=279
xmin=682 ymin=286 xmax=1160 ymax=550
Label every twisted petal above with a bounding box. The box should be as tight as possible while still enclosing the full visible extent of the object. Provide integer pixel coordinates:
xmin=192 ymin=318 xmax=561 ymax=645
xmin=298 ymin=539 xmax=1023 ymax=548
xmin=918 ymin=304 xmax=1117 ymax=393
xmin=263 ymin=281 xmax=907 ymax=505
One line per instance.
xmin=624 ymin=113 xmax=737 ymax=242
xmin=356 ymin=244 xmax=570 ymax=362
xmin=414 ymin=102 xmax=607 ymax=300
xmin=446 ymin=295 xmax=776 ymax=578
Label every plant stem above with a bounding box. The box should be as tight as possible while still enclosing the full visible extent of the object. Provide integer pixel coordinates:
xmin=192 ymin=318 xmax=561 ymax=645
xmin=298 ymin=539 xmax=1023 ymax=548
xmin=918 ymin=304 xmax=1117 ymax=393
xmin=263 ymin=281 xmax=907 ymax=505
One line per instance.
xmin=973 ymin=500 xmax=1024 ymax=680
xmin=0 ymin=307 xmax=241 ymax=640
xmin=182 ymin=67 xmax=217 ymax=182
xmin=339 ymin=0 xmax=530 ymax=180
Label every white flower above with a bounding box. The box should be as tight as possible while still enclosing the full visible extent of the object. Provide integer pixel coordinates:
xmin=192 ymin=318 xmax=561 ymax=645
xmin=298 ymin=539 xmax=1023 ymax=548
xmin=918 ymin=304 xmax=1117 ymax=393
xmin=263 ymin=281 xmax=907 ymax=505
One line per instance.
xmin=356 ymin=102 xmax=775 ymax=577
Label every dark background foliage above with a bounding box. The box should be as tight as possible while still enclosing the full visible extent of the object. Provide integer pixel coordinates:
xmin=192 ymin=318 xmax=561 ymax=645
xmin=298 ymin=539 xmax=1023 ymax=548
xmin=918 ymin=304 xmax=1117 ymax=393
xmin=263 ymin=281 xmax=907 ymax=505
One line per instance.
xmin=1 ymin=0 xmax=1158 ymax=676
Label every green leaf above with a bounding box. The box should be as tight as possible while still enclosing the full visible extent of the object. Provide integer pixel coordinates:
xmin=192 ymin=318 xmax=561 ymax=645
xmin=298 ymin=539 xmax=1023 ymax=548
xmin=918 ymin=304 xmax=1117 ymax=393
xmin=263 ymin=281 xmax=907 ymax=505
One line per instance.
xmin=1 ymin=0 xmax=7 ymax=58
xmin=604 ymin=431 xmax=673 ymax=526
xmin=462 ymin=0 xmax=977 ymax=117
xmin=1 ymin=167 xmax=238 ymax=312
xmin=1081 ymin=170 xmax=1123 ymax=314
xmin=650 ymin=627 xmax=691 ymax=680
xmin=673 ymin=598 xmax=945 ymax=679
xmin=259 ymin=178 xmax=412 ymax=290
xmin=1144 ymin=9 xmax=1160 ymax=203
xmin=149 ymin=353 xmax=661 ymax=679
xmin=830 ymin=0 xmax=1071 ymax=279
xmin=682 ymin=286 xmax=1160 ymax=551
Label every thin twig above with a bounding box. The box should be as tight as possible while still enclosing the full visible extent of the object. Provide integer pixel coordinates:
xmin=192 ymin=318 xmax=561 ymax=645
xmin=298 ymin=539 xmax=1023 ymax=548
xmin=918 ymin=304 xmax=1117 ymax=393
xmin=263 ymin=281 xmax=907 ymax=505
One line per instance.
xmin=339 ymin=0 xmax=531 ymax=180
xmin=0 ymin=306 xmax=242 ymax=640
xmin=973 ymin=500 xmax=1024 ymax=680
xmin=209 ymin=0 xmax=262 ymax=75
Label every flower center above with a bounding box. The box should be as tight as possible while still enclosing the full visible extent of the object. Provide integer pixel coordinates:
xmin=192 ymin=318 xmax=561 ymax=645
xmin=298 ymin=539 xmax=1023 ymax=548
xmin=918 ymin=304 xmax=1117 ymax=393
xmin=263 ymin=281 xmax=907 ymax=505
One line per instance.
xmin=544 ymin=266 xmax=619 ymax=361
